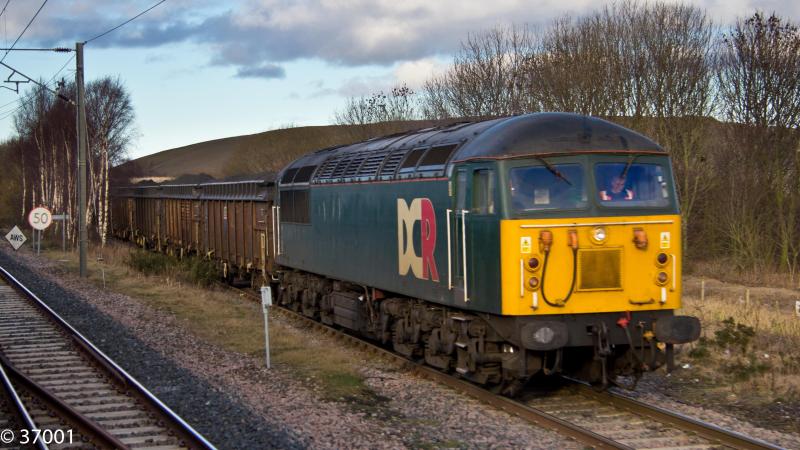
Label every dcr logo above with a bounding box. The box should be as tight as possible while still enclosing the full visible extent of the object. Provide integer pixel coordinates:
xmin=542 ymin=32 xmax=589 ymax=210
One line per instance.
xmin=397 ymin=198 xmax=439 ymax=282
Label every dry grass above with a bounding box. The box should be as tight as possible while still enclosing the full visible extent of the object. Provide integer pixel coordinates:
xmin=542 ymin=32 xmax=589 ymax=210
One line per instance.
xmin=687 ymin=258 xmax=800 ymax=290
xmin=40 ymin=241 xmax=375 ymax=402
xmin=677 ymin=275 xmax=800 ymax=407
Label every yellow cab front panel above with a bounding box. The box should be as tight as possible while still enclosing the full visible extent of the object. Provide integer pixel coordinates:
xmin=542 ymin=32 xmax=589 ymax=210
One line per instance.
xmin=501 ymin=215 xmax=681 ymax=315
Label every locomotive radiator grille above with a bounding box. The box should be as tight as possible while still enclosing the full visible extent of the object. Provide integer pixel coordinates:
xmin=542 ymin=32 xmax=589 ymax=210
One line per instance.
xmin=577 ymin=248 xmax=623 ymax=291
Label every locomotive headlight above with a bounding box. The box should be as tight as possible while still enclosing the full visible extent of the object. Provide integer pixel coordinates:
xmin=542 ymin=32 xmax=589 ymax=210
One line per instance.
xmin=533 ymin=326 xmax=555 ymax=345
xmin=591 ymin=226 xmax=607 ymax=244
xmin=656 ymin=271 xmax=669 ymax=285
xmin=526 ymin=256 xmax=541 ymax=272
xmin=527 ymin=277 xmax=540 ymax=290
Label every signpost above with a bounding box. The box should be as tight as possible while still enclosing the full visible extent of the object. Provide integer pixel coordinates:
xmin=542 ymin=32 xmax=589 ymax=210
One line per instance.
xmin=52 ymin=214 xmax=71 ymax=253
xmin=28 ymin=206 xmax=53 ymax=255
xmin=4 ymin=226 xmax=26 ymax=251
xmin=261 ymin=285 xmax=273 ymax=369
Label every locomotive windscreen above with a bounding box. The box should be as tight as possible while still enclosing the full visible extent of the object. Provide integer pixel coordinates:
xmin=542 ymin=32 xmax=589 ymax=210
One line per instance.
xmin=509 ymin=164 xmax=587 ymax=211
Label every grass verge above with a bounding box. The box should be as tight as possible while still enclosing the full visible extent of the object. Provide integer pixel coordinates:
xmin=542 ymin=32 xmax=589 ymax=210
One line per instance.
xmin=672 ymin=275 xmax=800 ymax=432
xmin=37 ymin=241 xmax=379 ymax=406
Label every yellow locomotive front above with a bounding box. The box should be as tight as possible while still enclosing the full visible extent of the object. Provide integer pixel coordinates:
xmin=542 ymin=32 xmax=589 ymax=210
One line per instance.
xmin=493 ymin=152 xmax=699 ymax=385
xmin=500 ymin=155 xmax=682 ymax=316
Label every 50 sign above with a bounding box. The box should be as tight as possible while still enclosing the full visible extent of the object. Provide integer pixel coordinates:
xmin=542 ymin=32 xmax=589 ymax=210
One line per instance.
xmin=28 ymin=206 xmax=53 ymax=231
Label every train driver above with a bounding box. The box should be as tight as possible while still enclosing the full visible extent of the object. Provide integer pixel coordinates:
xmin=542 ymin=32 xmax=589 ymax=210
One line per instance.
xmin=599 ymin=175 xmax=634 ymax=201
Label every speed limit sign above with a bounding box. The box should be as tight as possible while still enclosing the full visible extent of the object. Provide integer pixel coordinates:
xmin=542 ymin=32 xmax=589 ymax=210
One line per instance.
xmin=28 ymin=206 xmax=53 ymax=231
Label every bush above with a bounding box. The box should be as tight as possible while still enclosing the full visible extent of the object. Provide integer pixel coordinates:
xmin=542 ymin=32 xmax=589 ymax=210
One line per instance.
xmin=126 ymin=249 xmax=220 ymax=287
xmin=713 ymin=317 xmax=755 ymax=354
xmin=689 ymin=317 xmax=767 ymax=382
xmin=125 ymin=250 xmax=173 ymax=276
xmin=188 ymin=258 xmax=218 ymax=287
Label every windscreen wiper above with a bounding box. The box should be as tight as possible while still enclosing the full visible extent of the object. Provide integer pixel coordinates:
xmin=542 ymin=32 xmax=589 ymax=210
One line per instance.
xmin=536 ymin=156 xmax=572 ymax=186
xmin=619 ymin=154 xmax=639 ymax=180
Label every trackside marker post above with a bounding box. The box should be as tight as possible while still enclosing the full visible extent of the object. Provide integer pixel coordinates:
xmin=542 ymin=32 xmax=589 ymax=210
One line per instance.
xmin=261 ymin=285 xmax=273 ymax=369
xmin=28 ymin=206 xmax=53 ymax=255
xmin=53 ymin=214 xmax=70 ymax=253
xmin=4 ymin=226 xmax=26 ymax=251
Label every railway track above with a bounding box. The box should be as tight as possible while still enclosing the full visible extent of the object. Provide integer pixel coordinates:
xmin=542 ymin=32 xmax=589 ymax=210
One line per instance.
xmin=228 ymin=284 xmax=783 ymax=450
xmin=0 ymin=265 xmax=216 ymax=450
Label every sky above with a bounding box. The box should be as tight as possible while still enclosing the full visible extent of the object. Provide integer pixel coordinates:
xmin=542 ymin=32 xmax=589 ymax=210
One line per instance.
xmin=0 ymin=0 xmax=797 ymax=159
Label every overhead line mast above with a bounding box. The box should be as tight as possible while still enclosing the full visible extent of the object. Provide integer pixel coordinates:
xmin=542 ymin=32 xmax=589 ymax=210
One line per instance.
xmin=76 ymin=42 xmax=87 ymax=277
xmin=0 ymin=0 xmax=168 ymax=277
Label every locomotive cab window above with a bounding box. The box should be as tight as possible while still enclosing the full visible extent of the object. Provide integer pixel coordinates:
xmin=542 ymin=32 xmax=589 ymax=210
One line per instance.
xmin=456 ymin=171 xmax=468 ymax=210
xmin=595 ymin=162 xmax=671 ymax=208
xmin=509 ymin=164 xmax=586 ymax=212
xmin=472 ymin=169 xmax=495 ymax=215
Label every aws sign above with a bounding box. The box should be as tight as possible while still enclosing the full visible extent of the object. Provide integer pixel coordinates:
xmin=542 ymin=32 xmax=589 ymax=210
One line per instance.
xmin=397 ymin=198 xmax=439 ymax=282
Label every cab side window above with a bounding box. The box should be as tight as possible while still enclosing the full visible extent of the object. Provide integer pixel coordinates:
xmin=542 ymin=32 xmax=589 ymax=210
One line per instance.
xmin=472 ymin=169 xmax=495 ymax=214
xmin=456 ymin=171 xmax=468 ymax=210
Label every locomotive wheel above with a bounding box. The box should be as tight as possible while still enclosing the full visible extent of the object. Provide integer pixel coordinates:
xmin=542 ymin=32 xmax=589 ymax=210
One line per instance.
xmin=424 ymin=327 xmax=454 ymax=370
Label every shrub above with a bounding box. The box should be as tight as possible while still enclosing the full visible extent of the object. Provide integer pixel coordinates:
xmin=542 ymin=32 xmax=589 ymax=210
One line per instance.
xmin=188 ymin=258 xmax=218 ymax=287
xmin=125 ymin=250 xmax=173 ymax=276
xmin=126 ymin=249 xmax=220 ymax=287
xmin=713 ymin=317 xmax=755 ymax=353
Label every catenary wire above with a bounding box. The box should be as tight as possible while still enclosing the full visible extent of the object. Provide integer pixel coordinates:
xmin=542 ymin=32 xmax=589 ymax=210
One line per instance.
xmin=0 ymin=0 xmax=48 ymax=64
xmin=0 ymin=53 xmax=76 ymax=119
xmin=84 ymin=0 xmax=167 ymax=44
xmin=0 ymin=1 xmax=11 ymax=20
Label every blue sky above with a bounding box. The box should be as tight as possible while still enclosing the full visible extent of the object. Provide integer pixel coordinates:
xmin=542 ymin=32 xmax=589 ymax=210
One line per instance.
xmin=0 ymin=0 xmax=797 ymax=159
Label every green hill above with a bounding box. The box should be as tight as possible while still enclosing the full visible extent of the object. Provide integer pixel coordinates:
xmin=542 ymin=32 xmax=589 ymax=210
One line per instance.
xmin=116 ymin=120 xmax=451 ymax=182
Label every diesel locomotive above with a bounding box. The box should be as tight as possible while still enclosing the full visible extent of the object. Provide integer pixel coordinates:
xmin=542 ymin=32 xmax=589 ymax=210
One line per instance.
xmin=112 ymin=113 xmax=701 ymax=393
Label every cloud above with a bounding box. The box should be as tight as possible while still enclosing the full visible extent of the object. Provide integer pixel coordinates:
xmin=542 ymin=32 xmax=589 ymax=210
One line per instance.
xmin=234 ymin=63 xmax=286 ymax=79
xmin=393 ymin=58 xmax=448 ymax=89
xmin=13 ymin=0 xmax=800 ymax=85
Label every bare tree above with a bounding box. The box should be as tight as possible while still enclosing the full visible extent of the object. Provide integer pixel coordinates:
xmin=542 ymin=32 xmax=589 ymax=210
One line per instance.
xmin=11 ymin=76 xmax=135 ymax=247
xmin=85 ymin=77 xmax=135 ymax=245
xmin=525 ymin=13 xmax=626 ymax=116
xmin=633 ymin=2 xmax=716 ymax=254
xmin=335 ymin=84 xmax=418 ymax=125
xmin=420 ymin=25 xmax=534 ymax=119
xmin=717 ymin=12 xmax=800 ymax=273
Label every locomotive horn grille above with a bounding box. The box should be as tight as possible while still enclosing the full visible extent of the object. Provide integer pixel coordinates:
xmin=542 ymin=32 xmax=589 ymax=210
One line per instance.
xmin=577 ymin=248 xmax=623 ymax=291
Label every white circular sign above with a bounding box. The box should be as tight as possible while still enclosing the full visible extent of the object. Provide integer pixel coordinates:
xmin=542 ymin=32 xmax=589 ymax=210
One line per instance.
xmin=28 ymin=206 xmax=53 ymax=231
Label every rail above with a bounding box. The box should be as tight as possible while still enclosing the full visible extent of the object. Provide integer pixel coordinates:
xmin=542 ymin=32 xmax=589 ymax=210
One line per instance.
xmin=0 ymin=264 xmax=218 ymax=450
xmin=226 ymin=283 xmax=783 ymax=450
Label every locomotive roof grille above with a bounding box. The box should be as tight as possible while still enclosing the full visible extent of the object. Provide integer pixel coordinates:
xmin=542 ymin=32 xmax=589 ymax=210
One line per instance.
xmin=331 ymin=157 xmax=351 ymax=178
xmin=357 ymin=149 xmax=392 ymax=177
xmin=315 ymin=156 xmax=341 ymax=181
xmin=287 ymin=113 xmax=664 ymax=185
xmin=281 ymin=168 xmax=299 ymax=184
xmin=379 ymin=150 xmax=408 ymax=177
xmin=292 ymin=165 xmax=317 ymax=183
xmin=419 ymin=143 xmax=459 ymax=168
xmin=343 ymin=155 xmax=367 ymax=177
xmin=399 ymin=148 xmax=427 ymax=172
